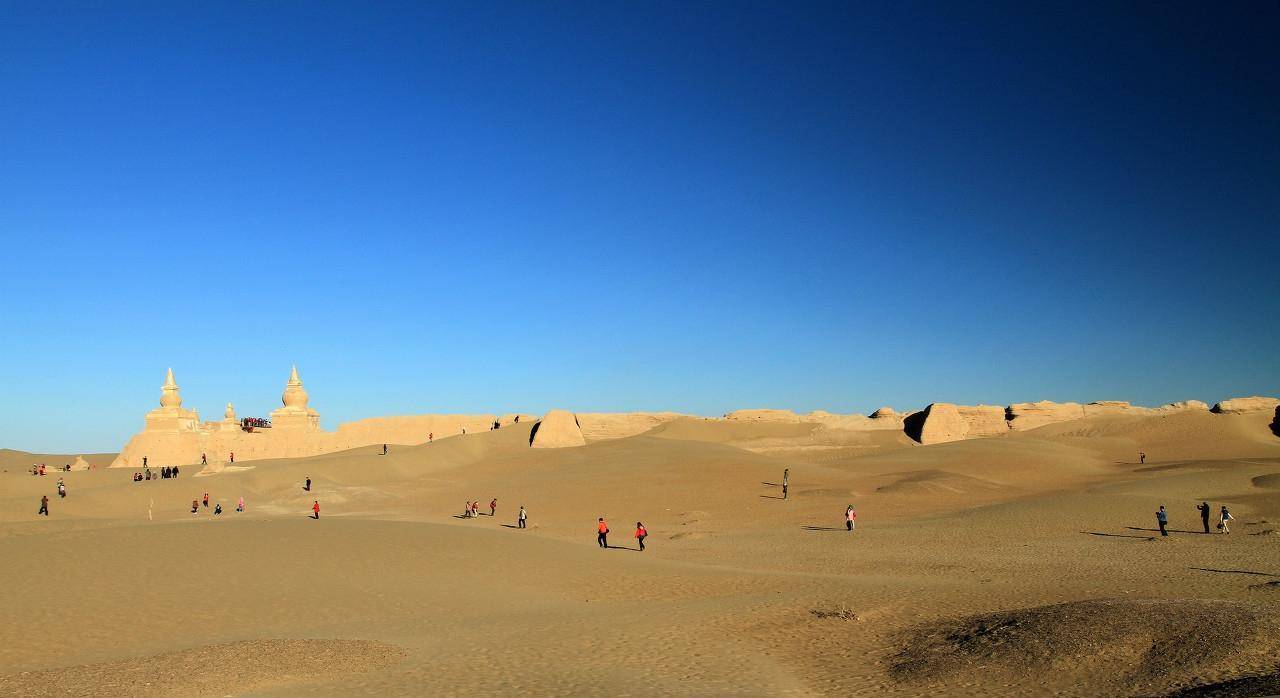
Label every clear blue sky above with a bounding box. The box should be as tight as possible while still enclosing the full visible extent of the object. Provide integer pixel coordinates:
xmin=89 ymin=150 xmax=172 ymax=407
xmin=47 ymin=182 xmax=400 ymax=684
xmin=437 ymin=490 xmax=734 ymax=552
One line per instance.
xmin=1 ymin=2 xmax=1277 ymax=453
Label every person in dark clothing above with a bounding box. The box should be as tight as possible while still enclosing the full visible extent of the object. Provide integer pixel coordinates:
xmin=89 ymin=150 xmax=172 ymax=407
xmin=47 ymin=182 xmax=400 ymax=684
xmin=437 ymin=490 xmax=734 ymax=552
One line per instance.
xmin=1140 ymin=452 xmax=1146 ymax=464
xmin=304 ymin=477 xmax=311 ymax=492
xmin=214 ymin=503 xmax=222 ymax=515
xmin=1196 ymin=501 xmax=1211 ymax=534
xmin=490 ymin=498 xmax=497 ymax=517
xmin=597 ymin=518 xmax=609 ymax=548
xmin=782 ymin=468 xmax=789 ymax=500
xmin=1156 ymin=505 xmax=1168 ymax=536
xmin=172 ymin=465 xmax=179 ymax=478
xmin=201 ymin=453 xmax=207 ymax=465
xmin=518 ymin=506 xmax=527 ymax=529
xmin=382 ymin=444 xmax=387 ymax=455
xmin=38 ymin=495 xmax=49 ymax=516
xmin=142 ymin=456 xmax=148 ymax=468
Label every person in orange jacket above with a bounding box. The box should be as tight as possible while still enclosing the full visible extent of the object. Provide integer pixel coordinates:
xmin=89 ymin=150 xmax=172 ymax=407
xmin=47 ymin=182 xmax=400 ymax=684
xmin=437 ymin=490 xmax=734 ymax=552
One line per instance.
xmin=313 ymin=501 xmax=320 ymax=519
xmin=635 ymin=522 xmax=648 ymax=551
xmin=597 ymin=518 xmax=609 ymax=549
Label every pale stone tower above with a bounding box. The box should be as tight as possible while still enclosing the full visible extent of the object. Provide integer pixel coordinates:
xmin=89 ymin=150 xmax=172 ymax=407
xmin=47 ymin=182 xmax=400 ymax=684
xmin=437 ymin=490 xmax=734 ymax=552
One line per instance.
xmin=143 ymin=368 xmax=199 ymax=432
xmin=218 ymin=401 xmax=241 ymax=432
xmin=270 ymin=365 xmax=320 ymax=431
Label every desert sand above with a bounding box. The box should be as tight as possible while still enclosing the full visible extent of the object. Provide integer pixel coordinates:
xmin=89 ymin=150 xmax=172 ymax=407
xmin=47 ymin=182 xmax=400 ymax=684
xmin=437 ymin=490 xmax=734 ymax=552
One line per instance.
xmin=2 ymin=402 xmax=1279 ymax=696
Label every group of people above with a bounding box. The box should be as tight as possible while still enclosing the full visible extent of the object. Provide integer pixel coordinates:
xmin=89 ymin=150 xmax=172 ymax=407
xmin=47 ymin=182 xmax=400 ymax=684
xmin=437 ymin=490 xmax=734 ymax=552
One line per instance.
xmin=595 ymin=518 xmax=649 ymax=551
xmin=463 ymin=498 xmax=499 ymax=518
xmin=134 ymin=465 xmax=182 ymax=482
xmin=191 ymin=493 xmax=247 ymax=516
xmin=241 ymin=417 xmax=271 ymax=429
xmin=1156 ymin=502 xmax=1234 ymax=536
xmin=30 ymin=463 xmax=69 ymax=476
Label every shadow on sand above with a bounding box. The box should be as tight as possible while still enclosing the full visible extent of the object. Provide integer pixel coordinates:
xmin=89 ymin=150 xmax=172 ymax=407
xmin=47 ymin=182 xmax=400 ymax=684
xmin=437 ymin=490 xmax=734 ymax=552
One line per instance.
xmin=1084 ymin=531 xmax=1155 ymax=540
xmin=1190 ymin=567 xmax=1278 ymax=577
xmin=759 ymin=494 xmax=784 ymax=500
xmin=1126 ymin=526 xmax=1202 ymax=535
xmin=802 ymin=526 xmax=843 ymax=532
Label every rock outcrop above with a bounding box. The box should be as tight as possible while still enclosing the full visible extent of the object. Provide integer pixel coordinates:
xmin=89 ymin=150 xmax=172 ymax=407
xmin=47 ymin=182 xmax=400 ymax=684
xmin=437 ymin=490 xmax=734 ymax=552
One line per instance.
xmin=1006 ymin=401 xmax=1087 ymax=431
xmin=1158 ymin=400 xmax=1210 ymax=412
xmin=723 ymin=409 xmax=802 ymax=423
xmin=904 ymin=403 xmax=1007 ymax=444
xmin=529 ymin=410 xmax=587 ymax=448
xmin=957 ymin=405 xmax=1009 ymax=437
xmin=576 ymin=412 xmax=686 ymax=442
xmin=1211 ymin=396 xmax=1280 ymax=414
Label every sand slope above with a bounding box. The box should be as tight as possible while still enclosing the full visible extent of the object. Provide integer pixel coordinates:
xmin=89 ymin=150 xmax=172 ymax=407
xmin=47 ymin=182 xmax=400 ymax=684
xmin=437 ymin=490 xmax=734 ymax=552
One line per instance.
xmin=2 ymin=410 xmax=1279 ymax=695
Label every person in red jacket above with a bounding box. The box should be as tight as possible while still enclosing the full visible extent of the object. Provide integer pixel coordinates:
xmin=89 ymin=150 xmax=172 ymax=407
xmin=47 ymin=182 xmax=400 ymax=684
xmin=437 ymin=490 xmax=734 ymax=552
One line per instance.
xmin=597 ymin=518 xmax=609 ymax=549
xmin=489 ymin=498 xmax=498 ymax=517
xmin=634 ymin=522 xmax=647 ymax=551
xmin=313 ymin=501 xmax=320 ymax=519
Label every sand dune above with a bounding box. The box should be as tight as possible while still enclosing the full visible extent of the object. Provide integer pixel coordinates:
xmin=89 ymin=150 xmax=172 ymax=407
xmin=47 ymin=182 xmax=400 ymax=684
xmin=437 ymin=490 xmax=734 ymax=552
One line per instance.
xmin=2 ymin=407 xmax=1279 ymax=695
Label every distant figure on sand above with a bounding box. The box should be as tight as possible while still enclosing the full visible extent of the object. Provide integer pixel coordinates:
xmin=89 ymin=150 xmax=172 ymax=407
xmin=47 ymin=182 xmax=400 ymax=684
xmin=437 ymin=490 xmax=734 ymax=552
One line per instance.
xmin=1156 ymin=505 xmax=1168 ymax=536
xmin=783 ymin=468 xmax=789 ymax=500
xmin=57 ymin=479 xmax=66 ymax=498
xmin=172 ymin=465 xmax=179 ymax=478
xmin=143 ymin=456 xmax=147 ymax=468
xmin=237 ymin=496 xmax=245 ymax=512
xmin=846 ymin=505 xmax=857 ymax=531
xmin=1140 ymin=452 xmax=1146 ymax=464
xmin=597 ymin=518 xmax=609 ymax=548
xmin=1197 ymin=501 xmax=1211 ymax=534
xmin=304 ymin=477 xmax=311 ymax=492
xmin=1219 ymin=506 xmax=1232 ymax=534
xmin=490 ymin=498 xmax=497 ymax=517
xmin=313 ymin=501 xmax=320 ymax=519
xmin=214 ymin=503 xmax=222 ymax=515
xmin=191 ymin=500 xmax=199 ymax=514
xmin=38 ymin=495 xmax=49 ymax=516
xmin=201 ymin=453 xmax=207 ymax=465
xmin=229 ymin=452 xmax=235 ymax=464
xmin=635 ymin=522 xmax=647 ymax=551
xmin=428 ymin=432 xmax=433 ymax=443
xmin=382 ymin=444 xmax=388 ymax=455
xmin=518 ymin=506 xmax=527 ymax=529
xmin=202 ymin=493 xmax=209 ymax=508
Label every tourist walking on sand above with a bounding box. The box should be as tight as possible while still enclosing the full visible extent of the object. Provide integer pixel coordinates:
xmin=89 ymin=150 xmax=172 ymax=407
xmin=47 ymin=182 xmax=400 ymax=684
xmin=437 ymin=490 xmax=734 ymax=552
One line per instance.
xmin=191 ymin=499 xmax=199 ymax=514
xmin=304 ymin=476 xmax=311 ymax=492
xmin=382 ymin=444 xmax=388 ymax=455
xmin=635 ymin=522 xmax=648 ymax=551
xmin=201 ymin=453 xmax=207 ymax=465
xmin=38 ymin=495 xmax=49 ymax=516
xmin=1219 ymin=506 xmax=1233 ymax=534
xmin=783 ymin=468 xmax=790 ymax=500
xmin=236 ymin=496 xmax=245 ymax=512
xmin=57 ymin=480 xmax=66 ymax=498
xmin=1140 ymin=451 xmax=1146 ymax=464
xmin=490 ymin=498 xmax=497 ymax=517
xmin=1197 ymin=501 xmax=1211 ymax=534
xmin=1156 ymin=505 xmax=1169 ymax=536
xmin=846 ymin=505 xmax=857 ymax=531
xmin=229 ymin=452 xmax=235 ymax=464
xmin=202 ymin=493 xmax=209 ymax=508
xmin=172 ymin=465 xmax=179 ymax=478
xmin=518 ymin=506 xmax=527 ymax=529
xmin=428 ymin=432 xmax=433 ymax=443
xmin=214 ymin=503 xmax=222 ymax=516
xmin=313 ymin=501 xmax=320 ymax=519
xmin=597 ymin=518 xmax=609 ymax=549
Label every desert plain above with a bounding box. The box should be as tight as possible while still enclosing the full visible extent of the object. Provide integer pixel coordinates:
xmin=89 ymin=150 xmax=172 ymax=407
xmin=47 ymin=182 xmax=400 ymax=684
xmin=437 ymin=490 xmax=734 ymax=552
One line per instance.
xmin=2 ymin=401 xmax=1280 ymax=697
